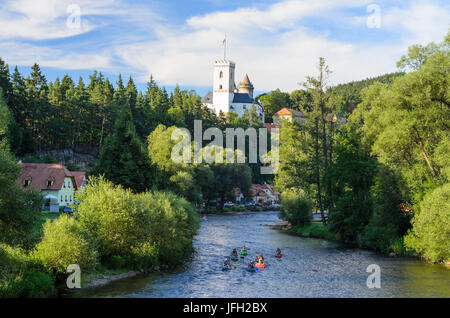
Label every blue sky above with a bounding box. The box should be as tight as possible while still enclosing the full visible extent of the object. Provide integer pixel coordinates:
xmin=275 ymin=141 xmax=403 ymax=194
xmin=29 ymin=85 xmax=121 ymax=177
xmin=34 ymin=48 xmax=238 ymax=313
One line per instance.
xmin=0 ymin=0 xmax=449 ymax=96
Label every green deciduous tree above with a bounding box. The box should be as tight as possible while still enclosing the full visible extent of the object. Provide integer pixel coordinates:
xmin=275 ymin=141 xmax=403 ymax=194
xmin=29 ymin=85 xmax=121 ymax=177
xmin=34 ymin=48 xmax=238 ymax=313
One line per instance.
xmin=404 ymin=182 xmax=450 ymax=263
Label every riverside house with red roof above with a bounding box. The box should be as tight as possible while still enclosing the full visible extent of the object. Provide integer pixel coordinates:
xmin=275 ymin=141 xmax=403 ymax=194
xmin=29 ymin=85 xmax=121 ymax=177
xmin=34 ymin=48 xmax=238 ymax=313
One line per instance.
xmin=17 ymin=163 xmax=86 ymax=210
xmin=233 ymin=184 xmax=279 ymax=205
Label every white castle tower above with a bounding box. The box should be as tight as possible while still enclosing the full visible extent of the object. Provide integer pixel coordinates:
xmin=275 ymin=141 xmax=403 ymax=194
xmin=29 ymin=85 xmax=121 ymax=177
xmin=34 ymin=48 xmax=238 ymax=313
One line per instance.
xmin=212 ymin=60 xmax=236 ymax=114
xmin=202 ymin=59 xmax=264 ymax=122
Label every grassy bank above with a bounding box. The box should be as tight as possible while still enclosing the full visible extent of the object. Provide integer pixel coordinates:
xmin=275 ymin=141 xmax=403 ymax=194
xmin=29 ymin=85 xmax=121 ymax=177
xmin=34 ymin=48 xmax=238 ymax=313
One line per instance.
xmin=293 ymin=222 xmax=339 ymax=241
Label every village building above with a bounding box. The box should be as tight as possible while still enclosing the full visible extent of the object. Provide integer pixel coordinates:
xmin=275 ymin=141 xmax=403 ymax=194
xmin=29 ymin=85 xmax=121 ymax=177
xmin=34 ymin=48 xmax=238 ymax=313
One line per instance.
xmin=17 ymin=163 xmax=86 ymax=212
xmin=201 ymin=59 xmax=264 ymax=121
xmin=273 ymin=107 xmax=305 ymax=125
xmin=233 ymin=184 xmax=279 ymax=205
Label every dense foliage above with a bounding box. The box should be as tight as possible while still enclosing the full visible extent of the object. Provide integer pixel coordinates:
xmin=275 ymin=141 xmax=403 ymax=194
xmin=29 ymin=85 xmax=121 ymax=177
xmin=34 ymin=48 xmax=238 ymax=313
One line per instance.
xmin=280 ymin=188 xmax=313 ymax=227
xmin=75 ymin=177 xmax=199 ymax=267
xmin=33 ymin=216 xmax=99 ymax=275
xmin=275 ymin=31 xmax=449 ymax=263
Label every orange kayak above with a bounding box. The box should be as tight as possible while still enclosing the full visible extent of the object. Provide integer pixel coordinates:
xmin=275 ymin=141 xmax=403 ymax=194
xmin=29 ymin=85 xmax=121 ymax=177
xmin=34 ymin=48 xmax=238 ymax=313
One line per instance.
xmin=255 ymin=263 xmax=265 ymax=269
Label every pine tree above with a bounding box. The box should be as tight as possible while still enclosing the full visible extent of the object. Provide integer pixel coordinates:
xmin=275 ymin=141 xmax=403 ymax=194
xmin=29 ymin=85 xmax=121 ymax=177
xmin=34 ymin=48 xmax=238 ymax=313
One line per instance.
xmin=97 ymin=105 xmax=154 ymax=193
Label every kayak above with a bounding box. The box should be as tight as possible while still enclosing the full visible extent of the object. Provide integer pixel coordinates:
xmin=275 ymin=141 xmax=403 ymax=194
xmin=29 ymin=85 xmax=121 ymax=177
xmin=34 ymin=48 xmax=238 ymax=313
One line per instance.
xmin=246 ymin=267 xmax=256 ymax=272
xmin=275 ymin=254 xmax=282 ymax=258
xmin=222 ymin=266 xmax=231 ymax=271
xmin=240 ymin=251 xmax=248 ymax=256
xmin=231 ymin=257 xmax=239 ymax=261
xmin=255 ymin=263 xmax=265 ymax=269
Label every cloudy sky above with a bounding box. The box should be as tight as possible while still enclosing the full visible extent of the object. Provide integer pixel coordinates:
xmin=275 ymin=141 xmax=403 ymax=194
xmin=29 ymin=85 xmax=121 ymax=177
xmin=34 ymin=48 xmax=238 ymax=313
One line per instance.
xmin=0 ymin=0 xmax=449 ymax=95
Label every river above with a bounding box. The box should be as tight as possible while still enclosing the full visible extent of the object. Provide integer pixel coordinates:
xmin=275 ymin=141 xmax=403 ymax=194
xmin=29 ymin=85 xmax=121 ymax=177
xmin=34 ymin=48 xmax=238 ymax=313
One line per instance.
xmin=70 ymin=211 xmax=450 ymax=298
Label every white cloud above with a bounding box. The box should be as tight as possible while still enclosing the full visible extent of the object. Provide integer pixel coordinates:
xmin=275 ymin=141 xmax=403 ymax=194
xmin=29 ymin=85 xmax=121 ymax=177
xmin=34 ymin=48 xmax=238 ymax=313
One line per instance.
xmin=116 ymin=0 xmax=435 ymax=91
xmin=0 ymin=0 xmax=149 ymax=40
xmin=0 ymin=42 xmax=111 ymax=70
xmin=0 ymin=0 xmax=448 ymax=91
xmin=382 ymin=2 xmax=450 ymax=44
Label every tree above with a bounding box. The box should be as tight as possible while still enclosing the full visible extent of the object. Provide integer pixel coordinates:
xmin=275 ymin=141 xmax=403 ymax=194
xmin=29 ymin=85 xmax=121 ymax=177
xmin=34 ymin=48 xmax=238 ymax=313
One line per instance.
xmin=397 ymin=42 xmax=439 ymax=71
xmin=0 ymin=94 xmax=41 ymax=246
xmin=259 ymin=89 xmax=291 ymax=122
xmin=327 ymin=129 xmax=377 ymax=242
xmin=280 ymin=188 xmax=313 ymax=227
xmin=354 ymin=34 xmax=450 ymax=203
xmin=303 ymin=57 xmax=337 ymax=224
xmin=210 ymin=157 xmax=252 ymax=211
xmin=404 ymin=182 xmax=450 ymax=263
xmin=290 ymin=89 xmax=312 ymax=112
xmin=97 ymin=105 xmax=154 ymax=193
xmin=363 ymin=165 xmax=411 ymax=252
xmin=275 ymin=119 xmax=315 ymax=195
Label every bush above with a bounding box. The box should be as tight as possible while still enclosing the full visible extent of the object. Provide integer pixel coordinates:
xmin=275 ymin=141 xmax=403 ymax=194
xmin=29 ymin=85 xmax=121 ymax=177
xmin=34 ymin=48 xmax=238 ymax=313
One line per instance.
xmin=33 ymin=216 xmax=99 ymax=276
xmin=404 ymin=183 xmax=450 ymax=263
xmin=280 ymin=188 xmax=313 ymax=227
xmin=75 ymin=177 xmax=199 ymax=268
xmin=140 ymin=191 xmax=199 ymax=265
xmin=0 ymin=243 xmax=55 ymax=298
xmin=294 ymin=223 xmax=338 ymax=240
xmin=75 ymin=177 xmax=154 ymax=261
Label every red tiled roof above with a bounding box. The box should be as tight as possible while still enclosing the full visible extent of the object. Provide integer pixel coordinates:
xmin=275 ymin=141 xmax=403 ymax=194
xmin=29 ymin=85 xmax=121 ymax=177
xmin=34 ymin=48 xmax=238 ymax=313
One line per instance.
xmin=17 ymin=163 xmax=78 ymax=191
xmin=274 ymin=107 xmax=304 ymax=117
xmin=71 ymin=171 xmax=86 ymax=189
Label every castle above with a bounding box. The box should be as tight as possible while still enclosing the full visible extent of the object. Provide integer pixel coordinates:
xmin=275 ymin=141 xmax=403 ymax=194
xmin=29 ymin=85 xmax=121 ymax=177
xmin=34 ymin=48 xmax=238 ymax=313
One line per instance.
xmin=201 ymin=60 xmax=264 ymax=122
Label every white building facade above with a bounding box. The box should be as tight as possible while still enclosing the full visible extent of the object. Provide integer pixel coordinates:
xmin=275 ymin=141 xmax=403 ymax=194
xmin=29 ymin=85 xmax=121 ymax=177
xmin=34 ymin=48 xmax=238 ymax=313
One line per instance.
xmin=202 ymin=60 xmax=264 ymax=122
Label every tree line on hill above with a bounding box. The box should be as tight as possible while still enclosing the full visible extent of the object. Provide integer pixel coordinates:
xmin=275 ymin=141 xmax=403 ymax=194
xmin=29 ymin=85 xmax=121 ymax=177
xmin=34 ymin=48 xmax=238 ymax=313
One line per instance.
xmin=277 ymin=31 xmax=450 ymax=264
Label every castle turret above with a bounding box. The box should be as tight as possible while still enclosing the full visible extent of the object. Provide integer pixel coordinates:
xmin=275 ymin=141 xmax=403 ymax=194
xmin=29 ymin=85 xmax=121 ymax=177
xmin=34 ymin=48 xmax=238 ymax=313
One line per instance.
xmin=212 ymin=60 xmax=236 ymax=114
xmin=238 ymin=74 xmax=254 ymax=99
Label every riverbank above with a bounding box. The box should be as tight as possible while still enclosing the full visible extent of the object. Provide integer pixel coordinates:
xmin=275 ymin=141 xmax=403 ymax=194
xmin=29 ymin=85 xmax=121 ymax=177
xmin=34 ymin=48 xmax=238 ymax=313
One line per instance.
xmin=269 ymin=220 xmax=338 ymax=241
xmin=271 ymin=220 xmax=450 ymax=267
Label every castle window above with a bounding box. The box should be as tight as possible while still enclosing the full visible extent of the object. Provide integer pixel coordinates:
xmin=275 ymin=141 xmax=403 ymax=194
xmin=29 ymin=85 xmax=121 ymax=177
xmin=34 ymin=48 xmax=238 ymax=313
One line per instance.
xmin=219 ymin=71 xmax=223 ymax=78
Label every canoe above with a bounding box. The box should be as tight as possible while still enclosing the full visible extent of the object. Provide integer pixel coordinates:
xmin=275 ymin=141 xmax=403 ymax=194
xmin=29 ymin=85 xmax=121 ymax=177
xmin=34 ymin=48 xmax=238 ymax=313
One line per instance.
xmin=255 ymin=263 xmax=265 ymax=269
xmin=222 ymin=266 xmax=231 ymax=271
xmin=231 ymin=257 xmax=239 ymax=261
xmin=275 ymin=254 xmax=282 ymax=258
xmin=246 ymin=267 xmax=256 ymax=272
xmin=240 ymin=251 xmax=247 ymax=256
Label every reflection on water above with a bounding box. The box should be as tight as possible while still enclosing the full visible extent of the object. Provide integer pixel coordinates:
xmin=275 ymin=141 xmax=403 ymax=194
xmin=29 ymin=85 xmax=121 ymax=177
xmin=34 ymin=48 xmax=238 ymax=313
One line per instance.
xmin=69 ymin=212 xmax=450 ymax=298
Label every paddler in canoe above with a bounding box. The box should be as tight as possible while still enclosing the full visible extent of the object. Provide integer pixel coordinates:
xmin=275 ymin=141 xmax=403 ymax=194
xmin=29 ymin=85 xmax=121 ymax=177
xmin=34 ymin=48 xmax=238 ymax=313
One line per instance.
xmin=240 ymin=246 xmax=248 ymax=255
xmin=255 ymin=253 xmax=265 ymax=268
xmin=247 ymin=261 xmax=256 ymax=272
xmin=231 ymin=249 xmax=239 ymax=261
xmin=275 ymin=248 xmax=282 ymax=258
xmin=222 ymin=257 xmax=232 ymax=270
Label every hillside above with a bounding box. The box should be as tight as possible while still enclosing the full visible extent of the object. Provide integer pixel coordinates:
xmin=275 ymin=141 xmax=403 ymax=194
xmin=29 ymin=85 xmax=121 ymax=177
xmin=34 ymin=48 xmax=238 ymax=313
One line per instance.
xmin=331 ymin=72 xmax=405 ymax=113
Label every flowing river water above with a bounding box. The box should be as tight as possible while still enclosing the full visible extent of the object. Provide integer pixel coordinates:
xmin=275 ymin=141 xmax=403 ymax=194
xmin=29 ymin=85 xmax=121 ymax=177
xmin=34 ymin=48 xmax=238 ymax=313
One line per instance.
xmin=70 ymin=211 xmax=450 ymax=298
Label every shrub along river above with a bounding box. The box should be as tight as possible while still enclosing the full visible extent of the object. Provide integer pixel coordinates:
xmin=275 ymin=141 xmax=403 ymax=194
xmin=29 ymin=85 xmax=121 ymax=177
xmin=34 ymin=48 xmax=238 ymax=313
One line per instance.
xmin=69 ymin=211 xmax=450 ymax=298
